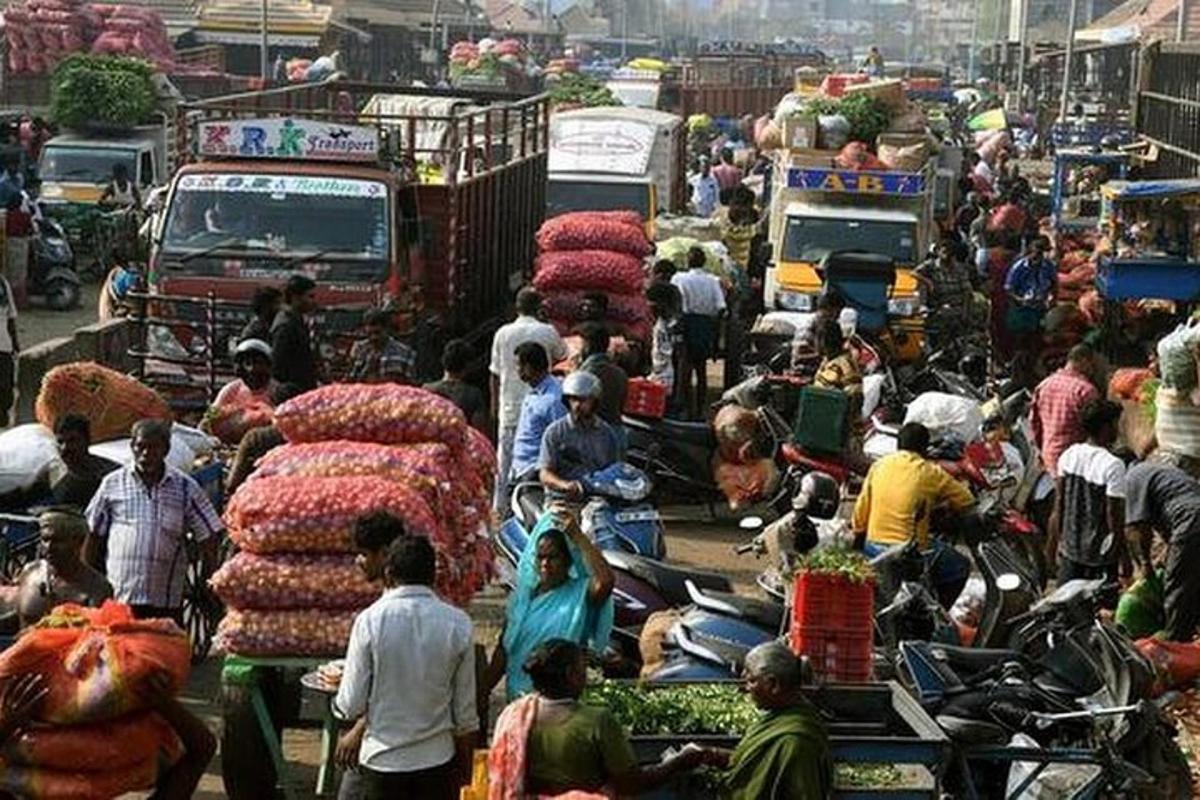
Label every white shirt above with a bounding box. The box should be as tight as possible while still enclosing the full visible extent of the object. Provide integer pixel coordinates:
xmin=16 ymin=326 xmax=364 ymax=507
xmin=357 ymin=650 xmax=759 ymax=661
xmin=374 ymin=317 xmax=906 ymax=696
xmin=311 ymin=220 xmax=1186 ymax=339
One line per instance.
xmin=334 ymin=585 xmax=476 ymax=772
xmin=490 ymin=315 xmax=568 ymax=428
xmin=0 ymin=276 xmax=15 ymax=353
xmin=672 ymin=268 xmax=726 ymax=317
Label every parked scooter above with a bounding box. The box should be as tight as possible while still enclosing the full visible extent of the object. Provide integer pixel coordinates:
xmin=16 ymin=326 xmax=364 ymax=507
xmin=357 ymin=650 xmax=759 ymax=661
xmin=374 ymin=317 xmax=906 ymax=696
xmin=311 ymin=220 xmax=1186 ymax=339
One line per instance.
xmin=29 ymin=211 xmax=80 ymax=311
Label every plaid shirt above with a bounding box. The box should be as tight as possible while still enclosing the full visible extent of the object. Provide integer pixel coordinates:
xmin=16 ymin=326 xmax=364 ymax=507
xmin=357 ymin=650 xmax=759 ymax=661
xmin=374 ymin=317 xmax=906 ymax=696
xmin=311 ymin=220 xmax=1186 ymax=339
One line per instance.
xmin=1031 ymin=366 xmax=1099 ymax=478
xmin=917 ymin=256 xmax=973 ymax=317
xmin=349 ymin=336 xmax=415 ymax=383
xmin=85 ymin=465 xmax=223 ymax=608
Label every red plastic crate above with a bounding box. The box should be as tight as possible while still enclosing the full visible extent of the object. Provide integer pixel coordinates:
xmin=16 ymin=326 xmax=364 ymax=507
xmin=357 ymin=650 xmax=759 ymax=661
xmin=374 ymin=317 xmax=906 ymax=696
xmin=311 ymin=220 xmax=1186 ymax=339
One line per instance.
xmin=789 ymin=572 xmax=875 ymax=682
xmin=624 ymin=377 xmax=668 ymax=419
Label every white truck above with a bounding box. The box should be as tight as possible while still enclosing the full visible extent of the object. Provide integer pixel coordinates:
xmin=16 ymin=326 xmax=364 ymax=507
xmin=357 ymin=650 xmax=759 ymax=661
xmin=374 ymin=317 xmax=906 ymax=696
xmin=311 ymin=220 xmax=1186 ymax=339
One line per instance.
xmin=547 ymin=106 xmax=685 ymax=222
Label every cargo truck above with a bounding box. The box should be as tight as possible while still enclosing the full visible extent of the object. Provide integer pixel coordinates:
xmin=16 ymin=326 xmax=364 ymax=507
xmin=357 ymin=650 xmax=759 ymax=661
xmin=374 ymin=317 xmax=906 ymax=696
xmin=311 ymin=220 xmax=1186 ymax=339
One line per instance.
xmin=762 ymin=152 xmax=934 ymax=360
xmin=140 ymin=80 xmax=548 ymax=402
xmin=547 ymin=106 xmax=685 ymax=222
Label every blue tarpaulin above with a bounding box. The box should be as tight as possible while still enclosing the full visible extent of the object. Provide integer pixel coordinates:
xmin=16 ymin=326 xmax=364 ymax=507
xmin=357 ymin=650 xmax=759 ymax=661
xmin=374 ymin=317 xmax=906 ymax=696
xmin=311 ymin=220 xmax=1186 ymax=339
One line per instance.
xmin=1102 ymin=179 xmax=1200 ymax=201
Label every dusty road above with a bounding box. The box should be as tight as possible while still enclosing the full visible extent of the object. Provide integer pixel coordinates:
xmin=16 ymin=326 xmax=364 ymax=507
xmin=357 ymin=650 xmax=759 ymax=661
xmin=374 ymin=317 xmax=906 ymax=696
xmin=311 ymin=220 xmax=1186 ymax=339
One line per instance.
xmin=16 ymin=280 xmax=102 ymax=348
xmin=159 ymin=518 xmax=759 ymax=800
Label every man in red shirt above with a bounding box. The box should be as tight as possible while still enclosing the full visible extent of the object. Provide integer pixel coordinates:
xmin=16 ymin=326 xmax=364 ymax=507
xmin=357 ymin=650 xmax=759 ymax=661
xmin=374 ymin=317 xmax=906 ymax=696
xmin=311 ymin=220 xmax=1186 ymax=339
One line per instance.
xmin=712 ymin=147 xmax=743 ymax=196
xmin=1031 ymin=344 xmax=1101 ymax=478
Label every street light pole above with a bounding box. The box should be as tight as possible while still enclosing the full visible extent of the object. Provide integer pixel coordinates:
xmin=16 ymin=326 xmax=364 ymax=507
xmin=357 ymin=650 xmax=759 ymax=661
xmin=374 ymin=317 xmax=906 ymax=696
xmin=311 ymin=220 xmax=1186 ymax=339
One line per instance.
xmin=968 ymin=0 xmax=979 ymax=82
xmin=1178 ymin=0 xmax=1188 ymax=41
xmin=1014 ymin=0 xmax=1029 ymax=109
xmin=1059 ymin=0 xmax=1080 ymax=119
xmin=260 ymin=0 xmax=269 ymax=80
xmin=430 ymin=0 xmax=441 ymax=79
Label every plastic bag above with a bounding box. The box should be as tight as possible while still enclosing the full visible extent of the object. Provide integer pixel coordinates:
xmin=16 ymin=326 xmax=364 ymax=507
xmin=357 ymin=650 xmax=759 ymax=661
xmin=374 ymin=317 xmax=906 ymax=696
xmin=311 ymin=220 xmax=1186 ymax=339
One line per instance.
xmin=1116 ymin=572 xmax=1164 ymax=639
xmin=877 ymin=142 xmax=927 ymax=171
xmin=35 ymin=362 xmax=171 ymax=443
xmin=275 ymin=384 xmax=468 ymax=449
xmin=0 ymin=602 xmax=190 ymax=724
xmin=904 ymin=392 xmax=984 ymax=443
xmin=817 ymin=115 xmax=850 ymax=150
xmin=210 ymin=553 xmax=378 ymax=611
xmin=1005 ymin=733 xmax=1102 ymax=798
xmin=1156 ymin=323 xmax=1200 ymax=391
xmin=216 ymin=608 xmax=357 ymax=657
xmin=4 ymin=710 xmax=181 ymax=772
xmin=0 ymin=424 xmax=57 ymax=494
xmin=1136 ymin=637 xmax=1200 ymax=695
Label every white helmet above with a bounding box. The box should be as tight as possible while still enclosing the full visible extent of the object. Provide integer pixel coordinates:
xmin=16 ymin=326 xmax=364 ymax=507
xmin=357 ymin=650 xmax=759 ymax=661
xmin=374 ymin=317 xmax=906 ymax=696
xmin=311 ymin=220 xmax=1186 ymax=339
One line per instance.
xmin=562 ymin=370 xmax=602 ymax=400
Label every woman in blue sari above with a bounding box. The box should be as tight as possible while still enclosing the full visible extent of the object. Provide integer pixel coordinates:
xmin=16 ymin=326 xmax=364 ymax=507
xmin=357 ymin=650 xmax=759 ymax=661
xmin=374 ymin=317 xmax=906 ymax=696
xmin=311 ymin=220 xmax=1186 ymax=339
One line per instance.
xmin=485 ymin=507 xmax=615 ymax=700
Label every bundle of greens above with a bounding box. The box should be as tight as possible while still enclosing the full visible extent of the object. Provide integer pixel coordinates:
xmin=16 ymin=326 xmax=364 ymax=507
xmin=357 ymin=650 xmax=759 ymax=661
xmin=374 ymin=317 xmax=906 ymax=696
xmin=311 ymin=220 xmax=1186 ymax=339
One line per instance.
xmin=797 ymin=545 xmax=875 ymax=583
xmin=805 ymin=94 xmax=891 ymax=147
xmin=50 ymin=55 xmax=155 ymax=131
xmin=582 ymin=681 xmax=759 ymax=736
xmin=547 ymin=73 xmax=619 ymax=108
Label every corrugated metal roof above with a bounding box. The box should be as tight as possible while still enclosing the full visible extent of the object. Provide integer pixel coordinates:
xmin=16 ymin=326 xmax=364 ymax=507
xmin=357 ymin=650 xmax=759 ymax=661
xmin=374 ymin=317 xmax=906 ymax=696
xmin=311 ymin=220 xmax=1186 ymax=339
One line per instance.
xmin=197 ymin=0 xmax=333 ymax=35
xmin=332 ymin=0 xmax=474 ymax=28
xmin=1077 ymin=0 xmax=1200 ymax=41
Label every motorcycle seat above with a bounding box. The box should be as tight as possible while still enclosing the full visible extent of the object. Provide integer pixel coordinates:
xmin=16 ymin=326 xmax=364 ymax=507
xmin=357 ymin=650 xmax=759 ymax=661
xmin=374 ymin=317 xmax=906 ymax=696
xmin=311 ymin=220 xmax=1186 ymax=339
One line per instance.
xmin=930 ymin=643 xmax=1024 ymax=675
xmin=691 ymin=587 xmax=785 ymax=632
xmin=622 ymin=415 xmax=716 ymax=448
xmin=604 ymin=551 xmax=732 ymax=606
xmin=779 ymin=443 xmax=852 ymax=484
xmin=935 ymin=714 xmax=1009 ymax=745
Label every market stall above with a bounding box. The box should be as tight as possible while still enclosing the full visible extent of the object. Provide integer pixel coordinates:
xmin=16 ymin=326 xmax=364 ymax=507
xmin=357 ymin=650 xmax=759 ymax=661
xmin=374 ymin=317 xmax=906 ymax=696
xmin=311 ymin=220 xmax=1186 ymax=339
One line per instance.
xmin=1096 ymin=179 xmax=1200 ymax=302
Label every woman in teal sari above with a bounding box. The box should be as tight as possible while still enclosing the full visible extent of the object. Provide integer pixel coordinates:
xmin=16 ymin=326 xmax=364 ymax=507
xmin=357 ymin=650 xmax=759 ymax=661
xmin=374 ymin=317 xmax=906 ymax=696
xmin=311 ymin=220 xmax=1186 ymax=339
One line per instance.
xmin=485 ymin=507 xmax=615 ymax=700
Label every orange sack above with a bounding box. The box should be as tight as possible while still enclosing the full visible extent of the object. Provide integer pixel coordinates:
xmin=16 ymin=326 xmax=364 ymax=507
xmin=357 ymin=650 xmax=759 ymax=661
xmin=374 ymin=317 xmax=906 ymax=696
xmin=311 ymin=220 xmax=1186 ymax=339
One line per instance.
xmin=3 ymin=711 xmax=182 ymax=772
xmin=0 ymin=756 xmax=160 ymax=800
xmin=0 ymin=602 xmax=190 ymax=724
xmin=35 ymin=362 xmax=171 ymax=443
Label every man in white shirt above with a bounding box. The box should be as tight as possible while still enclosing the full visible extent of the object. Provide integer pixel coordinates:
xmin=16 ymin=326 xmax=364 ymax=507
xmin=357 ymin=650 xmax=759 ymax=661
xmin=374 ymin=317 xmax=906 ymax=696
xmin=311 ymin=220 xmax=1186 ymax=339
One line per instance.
xmin=334 ymin=523 xmax=477 ymax=800
xmin=689 ymin=156 xmax=720 ymax=218
xmin=489 ymin=287 xmax=567 ymax=512
xmin=671 ymin=247 xmax=726 ymax=418
xmin=0 ymin=274 xmax=16 ymax=427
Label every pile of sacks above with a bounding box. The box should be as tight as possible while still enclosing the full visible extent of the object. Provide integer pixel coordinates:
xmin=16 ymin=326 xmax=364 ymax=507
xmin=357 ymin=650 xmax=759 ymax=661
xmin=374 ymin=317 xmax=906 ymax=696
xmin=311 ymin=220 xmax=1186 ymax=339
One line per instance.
xmin=0 ymin=602 xmax=190 ymax=799
xmin=3 ymin=0 xmax=176 ymax=75
xmin=534 ymin=211 xmax=653 ymax=342
xmin=214 ymin=384 xmax=496 ymax=657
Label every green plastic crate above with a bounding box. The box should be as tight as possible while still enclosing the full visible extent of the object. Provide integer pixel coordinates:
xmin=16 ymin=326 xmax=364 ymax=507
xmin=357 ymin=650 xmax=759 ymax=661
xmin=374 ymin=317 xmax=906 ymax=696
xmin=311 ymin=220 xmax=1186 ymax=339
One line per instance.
xmin=795 ymin=386 xmax=850 ymax=455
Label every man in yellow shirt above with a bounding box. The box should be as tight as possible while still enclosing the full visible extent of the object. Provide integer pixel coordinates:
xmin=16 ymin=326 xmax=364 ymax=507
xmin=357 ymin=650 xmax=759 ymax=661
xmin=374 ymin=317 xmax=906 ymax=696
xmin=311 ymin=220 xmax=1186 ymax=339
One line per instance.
xmin=853 ymin=423 xmax=976 ymax=607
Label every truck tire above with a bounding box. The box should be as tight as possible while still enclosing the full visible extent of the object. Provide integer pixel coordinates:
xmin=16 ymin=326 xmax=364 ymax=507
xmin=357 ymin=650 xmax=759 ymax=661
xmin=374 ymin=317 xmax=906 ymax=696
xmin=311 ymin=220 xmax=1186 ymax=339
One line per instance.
xmin=220 ymin=668 xmax=302 ymax=800
xmin=44 ymin=278 xmax=80 ymax=311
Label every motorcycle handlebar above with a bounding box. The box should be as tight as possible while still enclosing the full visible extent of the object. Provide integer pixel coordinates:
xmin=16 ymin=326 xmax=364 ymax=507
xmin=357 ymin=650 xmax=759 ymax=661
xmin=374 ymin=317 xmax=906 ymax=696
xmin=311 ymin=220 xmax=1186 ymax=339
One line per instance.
xmin=735 ymin=543 xmax=756 ymax=555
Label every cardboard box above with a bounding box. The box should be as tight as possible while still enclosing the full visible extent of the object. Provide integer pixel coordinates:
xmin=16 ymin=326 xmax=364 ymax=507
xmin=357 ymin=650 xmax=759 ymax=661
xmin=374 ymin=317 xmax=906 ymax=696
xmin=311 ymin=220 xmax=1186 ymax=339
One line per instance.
xmin=781 ymin=115 xmax=819 ymax=150
xmin=780 ymin=147 xmax=836 ymax=168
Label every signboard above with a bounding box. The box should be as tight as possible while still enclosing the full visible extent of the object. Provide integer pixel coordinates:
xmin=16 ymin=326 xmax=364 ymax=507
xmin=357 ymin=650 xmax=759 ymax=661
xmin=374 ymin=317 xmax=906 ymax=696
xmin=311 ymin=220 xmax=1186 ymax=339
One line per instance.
xmin=197 ymin=118 xmax=379 ymax=162
xmin=176 ymin=173 xmax=386 ymax=198
xmin=786 ymin=167 xmax=925 ymax=195
xmin=549 ymin=118 xmax=656 ymax=176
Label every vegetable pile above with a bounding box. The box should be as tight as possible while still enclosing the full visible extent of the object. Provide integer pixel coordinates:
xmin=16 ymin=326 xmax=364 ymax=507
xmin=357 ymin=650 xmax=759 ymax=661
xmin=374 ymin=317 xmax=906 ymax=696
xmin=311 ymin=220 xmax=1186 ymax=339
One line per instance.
xmin=583 ymin=681 xmax=760 ymax=736
xmin=806 ymin=94 xmax=892 ymax=149
xmin=35 ymin=361 xmax=171 ymax=443
xmin=546 ymin=72 xmax=619 ymax=110
xmin=534 ymin=212 xmax=652 ymax=343
xmin=49 ymin=54 xmax=157 ymax=130
xmin=448 ymin=38 xmax=533 ymax=89
xmin=797 ymin=546 xmax=876 ymax=583
xmin=215 ymin=384 xmax=496 ymax=657
xmin=5 ymin=1 xmax=175 ymax=78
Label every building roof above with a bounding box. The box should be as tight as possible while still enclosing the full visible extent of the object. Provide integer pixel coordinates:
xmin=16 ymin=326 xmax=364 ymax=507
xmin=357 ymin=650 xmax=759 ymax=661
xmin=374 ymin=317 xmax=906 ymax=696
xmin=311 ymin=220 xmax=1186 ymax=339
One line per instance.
xmin=332 ymin=0 xmax=475 ymax=28
xmin=1077 ymin=0 xmax=1200 ymax=41
xmin=197 ymin=0 xmax=334 ymax=46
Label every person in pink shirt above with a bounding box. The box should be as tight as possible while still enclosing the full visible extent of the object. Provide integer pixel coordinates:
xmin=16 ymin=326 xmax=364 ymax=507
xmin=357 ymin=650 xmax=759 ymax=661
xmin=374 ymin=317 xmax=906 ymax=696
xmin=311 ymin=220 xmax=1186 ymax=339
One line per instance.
xmin=1031 ymin=344 xmax=1101 ymax=478
xmin=712 ymin=147 xmax=743 ymax=196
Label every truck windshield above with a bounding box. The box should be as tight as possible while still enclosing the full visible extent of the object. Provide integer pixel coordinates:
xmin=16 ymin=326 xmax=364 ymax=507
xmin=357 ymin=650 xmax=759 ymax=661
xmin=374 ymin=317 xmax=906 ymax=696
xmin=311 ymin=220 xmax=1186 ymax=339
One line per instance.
xmin=40 ymin=146 xmax=136 ymax=184
xmin=783 ymin=217 xmax=916 ymax=265
xmin=159 ymin=173 xmax=389 ymax=280
xmin=547 ymin=180 xmax=650 ymax=219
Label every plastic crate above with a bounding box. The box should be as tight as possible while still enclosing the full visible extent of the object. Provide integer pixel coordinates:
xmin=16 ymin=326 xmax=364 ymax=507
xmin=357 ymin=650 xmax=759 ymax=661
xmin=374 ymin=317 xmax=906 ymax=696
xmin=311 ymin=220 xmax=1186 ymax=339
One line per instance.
xmin=794 ymin=386 xmax=849 ymax=455
xmin=624 ymin=377 xmax=668 ymax=419
xmin=790 ymin=571 xmax=875 ymax=683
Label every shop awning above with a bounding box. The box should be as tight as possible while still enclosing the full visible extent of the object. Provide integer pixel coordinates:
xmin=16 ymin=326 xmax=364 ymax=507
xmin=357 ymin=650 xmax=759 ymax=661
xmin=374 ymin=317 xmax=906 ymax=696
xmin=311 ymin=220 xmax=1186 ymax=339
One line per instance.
xmin=1102 ymin=178 xmax=1200 ymax=200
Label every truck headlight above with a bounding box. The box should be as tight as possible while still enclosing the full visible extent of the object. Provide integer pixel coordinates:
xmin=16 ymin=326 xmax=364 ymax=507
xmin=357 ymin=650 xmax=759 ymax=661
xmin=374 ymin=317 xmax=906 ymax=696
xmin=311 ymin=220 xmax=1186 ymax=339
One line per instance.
xmin=776 ymin=290 xmax=815 ymax=312
xmin=888 ymin=297 xmax=921 ymax=317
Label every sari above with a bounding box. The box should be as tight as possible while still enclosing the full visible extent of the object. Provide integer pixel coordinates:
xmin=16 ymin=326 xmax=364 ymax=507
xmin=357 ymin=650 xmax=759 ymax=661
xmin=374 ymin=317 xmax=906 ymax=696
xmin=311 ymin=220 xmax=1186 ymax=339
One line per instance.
xmin=724 ymin=702 xmax=833 ymax=800
xmin=502 ymin=516 xmax=615 ymax=700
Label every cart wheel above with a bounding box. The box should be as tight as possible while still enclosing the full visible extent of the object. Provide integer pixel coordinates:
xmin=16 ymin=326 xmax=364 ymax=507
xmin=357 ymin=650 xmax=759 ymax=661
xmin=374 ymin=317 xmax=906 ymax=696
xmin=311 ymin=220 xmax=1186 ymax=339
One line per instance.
xmin=182 ymin=556 xmax=218 ymax=664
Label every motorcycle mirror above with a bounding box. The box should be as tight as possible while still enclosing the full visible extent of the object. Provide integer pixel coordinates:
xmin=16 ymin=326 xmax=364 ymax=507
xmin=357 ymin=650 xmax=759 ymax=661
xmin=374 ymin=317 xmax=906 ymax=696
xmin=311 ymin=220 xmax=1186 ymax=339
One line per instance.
xmin=739 ymin=516 xmax=765 ymax=531
xmin=996 ymin=572 xmax=1022 ymax=592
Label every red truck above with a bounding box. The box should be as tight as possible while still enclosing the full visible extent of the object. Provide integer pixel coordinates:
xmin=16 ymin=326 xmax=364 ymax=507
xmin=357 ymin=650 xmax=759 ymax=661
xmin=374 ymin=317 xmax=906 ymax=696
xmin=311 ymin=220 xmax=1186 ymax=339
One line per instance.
xmin=140 ymin=80 xmax=548 ymax=400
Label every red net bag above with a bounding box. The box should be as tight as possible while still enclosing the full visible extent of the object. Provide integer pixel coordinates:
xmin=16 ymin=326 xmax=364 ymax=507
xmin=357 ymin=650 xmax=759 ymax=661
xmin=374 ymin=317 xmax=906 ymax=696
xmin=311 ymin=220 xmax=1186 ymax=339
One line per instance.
xmin=210 ymin=553 xmax=378 ymax=611
xmin=216 ymin=609 xmax=356 ymax=657
xmin=35 ymin=362 xmax=171 ymax=444
xmin=536 ymin=216 xmax=652 ymax=257
xmin=225 ymin=475 xmax=443 ymax=555
xmin=0 ymin=602 xmax=189 ymax=724
xmin=274 ymin=384 xmax=467 ymax=449
xmin=463 ymin=426 xmax=497 ymax=492
xmin=203 ymin=401 xmax=274 ymax=446
xmin=4 ymin=711 xmax=181 ymax=772
xmin=0 ymin=757 xmax=161 ymax=800
xmin=533 ymin=250 xmax=646 ymax=294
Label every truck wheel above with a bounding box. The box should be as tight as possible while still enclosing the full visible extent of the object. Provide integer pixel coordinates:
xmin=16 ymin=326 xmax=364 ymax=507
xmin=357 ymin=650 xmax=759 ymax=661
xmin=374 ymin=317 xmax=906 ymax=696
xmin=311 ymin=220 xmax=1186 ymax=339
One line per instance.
xmin=44 ymin=279 xmax=80 ymax=311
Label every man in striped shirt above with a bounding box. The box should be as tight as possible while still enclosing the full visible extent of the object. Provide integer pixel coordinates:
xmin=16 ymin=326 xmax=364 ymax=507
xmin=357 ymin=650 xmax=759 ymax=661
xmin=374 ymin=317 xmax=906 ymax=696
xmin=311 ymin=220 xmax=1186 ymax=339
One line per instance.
xmin=84 ymin=419 xmax=223 ymax=624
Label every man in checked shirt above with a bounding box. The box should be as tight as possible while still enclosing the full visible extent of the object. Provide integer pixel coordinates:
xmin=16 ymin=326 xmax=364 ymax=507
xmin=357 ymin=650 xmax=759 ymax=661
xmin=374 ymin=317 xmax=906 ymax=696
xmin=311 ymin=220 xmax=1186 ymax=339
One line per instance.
xmin=84 ymin=418 xmax=223 ymax=624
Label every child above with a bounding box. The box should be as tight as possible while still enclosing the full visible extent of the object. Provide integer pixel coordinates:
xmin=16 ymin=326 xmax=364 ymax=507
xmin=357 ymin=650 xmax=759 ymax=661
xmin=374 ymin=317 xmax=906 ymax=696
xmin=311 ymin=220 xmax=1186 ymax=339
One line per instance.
xmin=646 ymin=282 xmax=677 ymax=396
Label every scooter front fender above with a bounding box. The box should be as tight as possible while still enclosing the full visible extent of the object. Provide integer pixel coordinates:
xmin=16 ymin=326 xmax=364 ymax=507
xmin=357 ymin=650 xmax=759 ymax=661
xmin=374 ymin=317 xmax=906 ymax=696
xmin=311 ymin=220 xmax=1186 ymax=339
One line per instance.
xmin=43 ymin=267 xmax=81 ymax=285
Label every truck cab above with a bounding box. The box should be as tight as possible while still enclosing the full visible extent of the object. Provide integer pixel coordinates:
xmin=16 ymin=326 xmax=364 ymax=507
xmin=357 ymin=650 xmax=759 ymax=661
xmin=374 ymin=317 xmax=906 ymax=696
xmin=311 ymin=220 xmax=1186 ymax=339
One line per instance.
xmin=39 ymin=125 xmax=171 ymax=207
xmin=764 ymin=160 xmax=931 ymax=360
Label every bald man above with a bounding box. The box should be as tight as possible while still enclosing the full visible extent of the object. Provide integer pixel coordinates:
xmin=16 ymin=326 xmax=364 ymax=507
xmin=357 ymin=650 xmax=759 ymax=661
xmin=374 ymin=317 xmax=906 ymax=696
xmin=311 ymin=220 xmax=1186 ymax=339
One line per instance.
xmin=16 ymin=508 xmax=112 ymax=627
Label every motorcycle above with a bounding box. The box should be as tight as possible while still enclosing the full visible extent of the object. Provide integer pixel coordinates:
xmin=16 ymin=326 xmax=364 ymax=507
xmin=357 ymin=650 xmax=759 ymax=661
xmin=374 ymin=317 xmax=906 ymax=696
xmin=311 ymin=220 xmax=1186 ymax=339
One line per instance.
xmin=28 ymin=211 xmax=80 ymax=311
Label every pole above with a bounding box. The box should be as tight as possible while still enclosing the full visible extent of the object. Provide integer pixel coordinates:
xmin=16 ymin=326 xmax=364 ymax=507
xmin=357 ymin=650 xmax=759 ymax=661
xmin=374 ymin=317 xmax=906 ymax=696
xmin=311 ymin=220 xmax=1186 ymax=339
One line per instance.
xmin=1177 ymin=0 xmax=1188 ymax=41
xmin=621 ymin=0 xmax=628 ymax=60
xmin=1014 ymin=0 xmax=1029 ymax=109
xmin=968 ymin=0 xmax=979 ymax=82
xmin=1059 ymin=0 xmax=1080 ymax=119
xmin=430 ymin=0 xmax=440 ymax=79
xmin=260 ymin=0 xmax=269 ymax=81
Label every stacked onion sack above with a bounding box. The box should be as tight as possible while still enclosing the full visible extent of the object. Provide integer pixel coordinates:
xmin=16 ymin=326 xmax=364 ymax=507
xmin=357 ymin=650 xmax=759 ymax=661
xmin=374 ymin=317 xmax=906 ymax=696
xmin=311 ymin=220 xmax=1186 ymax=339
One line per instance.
xmin=3 ymin=0 xmax=175 ymax=75
xmin=212 ymin=384 xmax=496 ymax=657
xmin=534 ymin=211 xmax=654 ymax=342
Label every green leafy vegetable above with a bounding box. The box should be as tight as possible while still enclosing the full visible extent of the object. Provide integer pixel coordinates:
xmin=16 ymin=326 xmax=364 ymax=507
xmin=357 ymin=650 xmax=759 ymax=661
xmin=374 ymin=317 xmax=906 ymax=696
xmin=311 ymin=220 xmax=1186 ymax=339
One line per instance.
xmin=836 ymin=763 xmax=904 ymax=788
xmin=547 ymin=73 xmax=619 ymax=109
xmin=804 ymin=94 xmax=892 ymax=146
xmin=797 ymin=545 xmax=875 ymax=583
xmin=50 ymin=55 xmax=156 ymax=131
xmin=582 ymin=681 xmax=760 ymax=736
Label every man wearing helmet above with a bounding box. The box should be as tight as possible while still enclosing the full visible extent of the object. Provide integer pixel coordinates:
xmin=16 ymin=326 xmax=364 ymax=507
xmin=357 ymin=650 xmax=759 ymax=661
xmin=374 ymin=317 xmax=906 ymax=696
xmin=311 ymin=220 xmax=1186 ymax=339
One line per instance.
xmin=538 ymin=371 xmax=625 ymax=500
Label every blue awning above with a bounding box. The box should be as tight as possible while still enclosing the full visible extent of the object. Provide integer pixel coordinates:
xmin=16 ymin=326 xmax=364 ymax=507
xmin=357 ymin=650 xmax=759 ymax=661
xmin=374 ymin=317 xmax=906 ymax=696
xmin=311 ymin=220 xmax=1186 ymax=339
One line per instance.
xmin=1102 ymin=179 xmax=1200 ymax=201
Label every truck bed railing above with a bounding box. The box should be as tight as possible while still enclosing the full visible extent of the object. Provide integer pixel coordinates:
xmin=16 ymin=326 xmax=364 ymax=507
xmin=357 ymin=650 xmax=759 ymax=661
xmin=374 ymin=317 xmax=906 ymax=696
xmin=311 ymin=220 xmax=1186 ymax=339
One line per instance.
xmin=179 ymin=79 xmax=551 ymax=186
